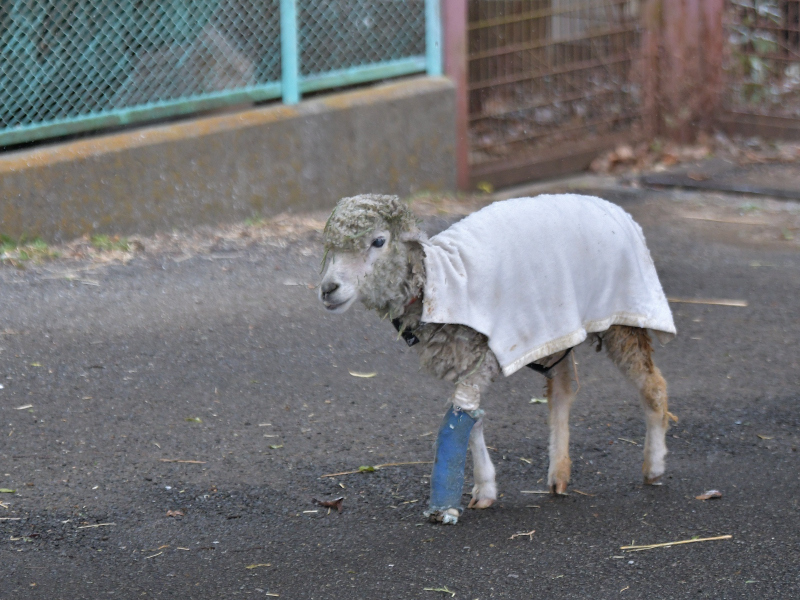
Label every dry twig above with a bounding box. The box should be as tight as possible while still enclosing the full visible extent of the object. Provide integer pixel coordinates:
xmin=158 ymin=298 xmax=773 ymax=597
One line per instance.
xmin=667 ymin=297 xmax=748 ymax=307
xmin=320 ymin=461 xmax=432 ymax=478
xmin=621 ymin=534 xmax=732 ymax=552
xmin=509 ymin=529 xmax=536 ymax=541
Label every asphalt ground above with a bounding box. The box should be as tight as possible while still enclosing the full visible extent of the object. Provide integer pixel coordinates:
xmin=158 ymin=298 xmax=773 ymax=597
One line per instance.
xmin=1 ymin=182 xmax=799 ymax=599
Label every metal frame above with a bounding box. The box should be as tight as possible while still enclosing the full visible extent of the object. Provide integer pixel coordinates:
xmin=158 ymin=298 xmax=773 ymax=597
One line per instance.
xmin=465 ymin=0 xmax=647 ymax=189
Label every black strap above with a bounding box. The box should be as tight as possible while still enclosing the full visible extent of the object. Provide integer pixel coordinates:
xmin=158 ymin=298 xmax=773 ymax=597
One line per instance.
xmin=526 ymin=348 xmax=573 ymax=379
xmin=391 ymin=318 xmax=420 ymax=347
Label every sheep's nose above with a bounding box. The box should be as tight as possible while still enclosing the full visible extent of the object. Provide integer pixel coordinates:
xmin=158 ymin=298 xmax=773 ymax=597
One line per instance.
xmin=321 ymin=282 xmax=339 ymax=299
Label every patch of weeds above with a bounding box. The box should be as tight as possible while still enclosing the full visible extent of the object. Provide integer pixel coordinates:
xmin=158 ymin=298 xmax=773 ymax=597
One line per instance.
xmin=0 ymin=234 xmax=59 ymax=266
xmin=739 ymin=202 xmax=761 ymax=214
xmin=244 ymin=215 xmax=267 ymax=227
xmin=90 ymin=234 xmax=129 ymax=252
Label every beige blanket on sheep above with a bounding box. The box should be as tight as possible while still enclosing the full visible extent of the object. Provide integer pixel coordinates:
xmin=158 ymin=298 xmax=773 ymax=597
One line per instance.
xmin=420 ymin=195 xmax=676 ymax=377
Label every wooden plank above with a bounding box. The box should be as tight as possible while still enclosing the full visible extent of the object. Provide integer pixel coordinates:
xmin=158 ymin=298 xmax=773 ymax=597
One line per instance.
xmin=469 ymin=131 xmax=640 ymax=190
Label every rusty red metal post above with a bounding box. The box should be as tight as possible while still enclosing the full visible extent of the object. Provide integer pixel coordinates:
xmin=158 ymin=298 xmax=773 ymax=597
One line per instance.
xmin=442 ymin=0 xmax=469 ymax=190
xmin=700 ymin=0 xmax=725 ymax=129
xmin=641 ymin=0 xmax=662 ymax=139
xmin=646 ymin=0 xmax=725 ymax=141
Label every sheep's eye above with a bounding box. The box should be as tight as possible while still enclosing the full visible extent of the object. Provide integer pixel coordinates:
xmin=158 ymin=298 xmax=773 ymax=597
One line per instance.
xmin=371 ymin=237 xmax=386 ymax=248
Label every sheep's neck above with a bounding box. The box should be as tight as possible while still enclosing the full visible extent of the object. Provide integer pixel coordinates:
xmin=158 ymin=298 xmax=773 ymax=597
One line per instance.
xmin=391 ymin=243 xmax=426 ymax=330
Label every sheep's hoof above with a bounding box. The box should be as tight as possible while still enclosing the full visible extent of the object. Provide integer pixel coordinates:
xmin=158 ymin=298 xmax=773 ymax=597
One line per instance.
xmin=550 ymin=482 xmax=568 ymax=496
xmin=468 ymin=483 xmax=497 ymax=509
xmin=644 ymin=475 xmax=663 ymax=486
xmin=425 ymin=508 xmax=460 ymax=525
xmin=468 ymin=497 xmax=494 ymax=510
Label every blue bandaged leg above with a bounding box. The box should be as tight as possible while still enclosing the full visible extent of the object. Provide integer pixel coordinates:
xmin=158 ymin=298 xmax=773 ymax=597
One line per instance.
xmin=426 ymin=406 xmax=482 ymax=522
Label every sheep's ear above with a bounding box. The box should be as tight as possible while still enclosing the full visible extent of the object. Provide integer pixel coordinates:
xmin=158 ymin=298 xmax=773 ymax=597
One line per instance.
xmin=399 ymin=228 xmax=427 ymax=243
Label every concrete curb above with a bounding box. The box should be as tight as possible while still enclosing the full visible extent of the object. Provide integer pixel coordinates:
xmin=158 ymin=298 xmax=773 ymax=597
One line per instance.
xmin=1 ymin=76 xmax=456 ymax=242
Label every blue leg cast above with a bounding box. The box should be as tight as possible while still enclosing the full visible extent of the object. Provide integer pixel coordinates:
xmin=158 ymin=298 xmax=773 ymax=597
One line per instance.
xmin=425 ymin=405 xmax=482 ymax=524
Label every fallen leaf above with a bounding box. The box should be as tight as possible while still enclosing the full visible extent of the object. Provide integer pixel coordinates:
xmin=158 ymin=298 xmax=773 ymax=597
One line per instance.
xmin=695 ymin=489 xmax=722 ymax=500
xmin=423 ymin=586 xmax=456 ymax=597
xmin=312 ymin=497 xmax=344 ymax=513
xmin=358 ymin=465 xmax=375 ymax=473
xmin=30 ymin=362 xmax=42 ymax=367
xmin=269 ymin=444 xmax=283 ymax=449
xmin=530 ymin=397 xmax=547 ymax=404
xmin=0 ymin=489 xmax=15 ymax=493
xmin=185 ymin=417 xmax=202 ymax=423
xmin=757 ymin=434 xmax=774 ymax=440
xmin=166 ymin=510 xmax=185 ymax=517
xmin=348 ymin=371 xmax=377 ymax=378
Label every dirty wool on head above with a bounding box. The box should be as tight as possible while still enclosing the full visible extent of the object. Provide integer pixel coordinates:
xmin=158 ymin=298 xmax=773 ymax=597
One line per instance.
xmin=322 ymin=194 xmax=417 ymax=250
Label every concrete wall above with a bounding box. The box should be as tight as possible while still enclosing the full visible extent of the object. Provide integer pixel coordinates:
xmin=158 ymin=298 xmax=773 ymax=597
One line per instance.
xmin=0 ymin=76 xmax=456 ymax=242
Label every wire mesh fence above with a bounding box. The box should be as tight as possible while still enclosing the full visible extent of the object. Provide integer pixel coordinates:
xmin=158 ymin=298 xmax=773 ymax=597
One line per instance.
xmin=299 ymin=1 xmax=426 ymax=78
xmin=724 ymin=0 xmax=800 ymax=119
xmin=0 ymin=0 xmax=435 ymax=147
xmin=467 ymin=0 xmax=645 ymax=184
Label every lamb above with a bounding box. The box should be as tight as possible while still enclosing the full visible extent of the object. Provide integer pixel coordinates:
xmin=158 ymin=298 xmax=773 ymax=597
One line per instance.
xmin=319 ymin=193 xmax=677 ymax=524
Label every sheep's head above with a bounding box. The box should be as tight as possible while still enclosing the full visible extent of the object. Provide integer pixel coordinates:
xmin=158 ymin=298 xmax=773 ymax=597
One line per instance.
xmin=319 ymin=194 xmax=424 ymax=318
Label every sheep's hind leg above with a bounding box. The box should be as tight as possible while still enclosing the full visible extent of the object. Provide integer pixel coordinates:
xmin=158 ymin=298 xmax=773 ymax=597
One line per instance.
xmin=546 ymin=357 xmax=575 ymax=495
xmin=467 ymin=415 xmax=497 ymax=509
xmin=604 ymin=326 xmax=676 ymax=485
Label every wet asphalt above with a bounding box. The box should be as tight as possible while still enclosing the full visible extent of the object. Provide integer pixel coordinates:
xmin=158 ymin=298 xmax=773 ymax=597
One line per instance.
xmin=1 ymin=185 xmax=799 ymax=599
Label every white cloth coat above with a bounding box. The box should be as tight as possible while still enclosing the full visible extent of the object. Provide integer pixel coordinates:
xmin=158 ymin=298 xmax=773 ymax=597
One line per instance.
xmin=420 ymin=195 xmax=676 ymax=376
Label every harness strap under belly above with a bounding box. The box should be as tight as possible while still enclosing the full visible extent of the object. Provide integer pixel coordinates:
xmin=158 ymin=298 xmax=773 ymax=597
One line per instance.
xmin=526 ymin=348 xmax=573 ymax=379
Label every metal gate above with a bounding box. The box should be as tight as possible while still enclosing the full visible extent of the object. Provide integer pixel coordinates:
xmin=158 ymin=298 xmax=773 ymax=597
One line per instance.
xmin=467 ymin=0 xmax=646 ymax=188
xmin=720 ymin=0 xmax=800 ymax=139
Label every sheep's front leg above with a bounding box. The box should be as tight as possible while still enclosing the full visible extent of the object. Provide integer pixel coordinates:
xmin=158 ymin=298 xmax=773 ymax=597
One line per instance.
xmin=546 ymin=357 xmax=575 ymax=495
xmin=467 ymin=416 xmax=497 ymax=509
xmin=424 ymin=405 xmax=479 ymax=524
xmin=424 ymin=383 xmax=487 ymax=524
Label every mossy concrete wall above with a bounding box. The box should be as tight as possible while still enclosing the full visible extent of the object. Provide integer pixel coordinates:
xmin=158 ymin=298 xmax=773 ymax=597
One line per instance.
xmin=0 ymin=76 xmax=456 ymax=242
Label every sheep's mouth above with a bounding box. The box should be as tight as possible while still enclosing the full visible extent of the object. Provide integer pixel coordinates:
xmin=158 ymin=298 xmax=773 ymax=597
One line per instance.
xmin=322 ymin=298 xmax=352 ymax=312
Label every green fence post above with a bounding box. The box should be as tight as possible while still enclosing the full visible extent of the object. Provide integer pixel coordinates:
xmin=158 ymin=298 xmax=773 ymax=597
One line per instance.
xmin=281 ymin=0 xmax=300 ymax=104
xmin=425 ymin=0 xmax=443 ymax=76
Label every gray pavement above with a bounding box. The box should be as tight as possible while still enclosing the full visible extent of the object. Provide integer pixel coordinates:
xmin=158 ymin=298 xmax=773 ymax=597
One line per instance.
xmin=1 ymin=181 xmax=799 ymax=598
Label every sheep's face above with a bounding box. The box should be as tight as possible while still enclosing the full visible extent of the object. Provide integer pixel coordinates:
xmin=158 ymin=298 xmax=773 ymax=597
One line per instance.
xmin=319 ymin=228 xmax=394 ymax=314
xmin=320 ymin=194 xmax=422 ymax=318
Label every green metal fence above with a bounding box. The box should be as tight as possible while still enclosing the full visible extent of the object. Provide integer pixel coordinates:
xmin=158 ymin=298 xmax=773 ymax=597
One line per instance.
xmin=0 ymin=0 xmax=442 ymax=147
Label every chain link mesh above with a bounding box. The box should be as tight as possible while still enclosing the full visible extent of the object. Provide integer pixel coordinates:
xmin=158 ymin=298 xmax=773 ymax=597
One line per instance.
xmin=0 ymin=0 xmax=427 ymax=145
xmin=724 ymin=0 xmax=800 ymax=118
xmin=298 ymin=0 xmax=425 ymax=77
